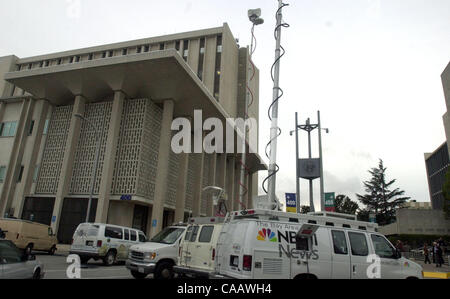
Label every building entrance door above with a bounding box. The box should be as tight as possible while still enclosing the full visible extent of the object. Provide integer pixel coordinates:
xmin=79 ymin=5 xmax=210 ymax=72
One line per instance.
xmin=132 ymin=204 xmax=149 ymax=235
xmin=58 ymin=198 xmax=97 ymax=244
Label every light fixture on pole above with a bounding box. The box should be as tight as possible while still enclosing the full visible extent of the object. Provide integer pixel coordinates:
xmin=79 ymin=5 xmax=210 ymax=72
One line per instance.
xmin=74 ymin=113 xmax=102 ymax=223
xmin=203 ymin=186 xmax=228 ymax=216
xmin=238 ymin=8 xmax=264 ymax=210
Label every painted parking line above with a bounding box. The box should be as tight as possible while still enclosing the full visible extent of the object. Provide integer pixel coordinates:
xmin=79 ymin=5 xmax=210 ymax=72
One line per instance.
xmin=423 ymin=272 xmax=450 ymax=279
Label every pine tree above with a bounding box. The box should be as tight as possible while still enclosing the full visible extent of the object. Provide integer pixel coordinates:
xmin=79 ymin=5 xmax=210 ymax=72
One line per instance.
xmin=334 ymin=195 xmax=359 ymax=215
xmin=356 ymin=159 xmax=410 ymax=225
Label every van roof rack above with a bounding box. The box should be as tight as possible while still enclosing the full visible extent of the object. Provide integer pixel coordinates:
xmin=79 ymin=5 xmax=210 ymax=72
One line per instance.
xmin=187 ymin=217 xmax=226 ymax=225
xmin=229 ymin=209 xmax=378 ymax=232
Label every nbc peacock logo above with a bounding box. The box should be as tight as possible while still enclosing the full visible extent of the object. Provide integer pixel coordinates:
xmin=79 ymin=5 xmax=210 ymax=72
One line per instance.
xmin=257 ymin=228 xmax=277 ymax=242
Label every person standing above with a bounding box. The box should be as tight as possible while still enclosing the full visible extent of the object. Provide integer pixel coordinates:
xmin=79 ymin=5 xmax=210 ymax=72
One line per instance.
xmin=435 ymin=243 xmax=444 ymax=268
xmin=423 ymin=243 xmax=431 ymax=264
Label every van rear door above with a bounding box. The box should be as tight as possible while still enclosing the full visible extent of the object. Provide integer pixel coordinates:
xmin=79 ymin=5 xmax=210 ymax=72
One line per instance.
xmin=330 ymin=230 xmax=351 ymax=279
xmin=192 ymin=225 xmax=216 ymax=271
xmin=347 ymin=231 xmax=371 ymax=279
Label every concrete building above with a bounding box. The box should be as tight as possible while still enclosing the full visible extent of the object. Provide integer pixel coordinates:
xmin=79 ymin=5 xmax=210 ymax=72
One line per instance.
xmin=0 ymin=24 xmax=266 ymax=243
xmin=424 ymin=61 xmax=450 ymax=210
xmin=380 ymin=208 xmax=450 ymax=236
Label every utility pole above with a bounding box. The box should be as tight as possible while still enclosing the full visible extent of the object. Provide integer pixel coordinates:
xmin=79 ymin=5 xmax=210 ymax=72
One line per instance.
xmin=267 ymin=0 xmax=286 ymax=209
xmin=295 ymin=112 xmax=300 ymax=213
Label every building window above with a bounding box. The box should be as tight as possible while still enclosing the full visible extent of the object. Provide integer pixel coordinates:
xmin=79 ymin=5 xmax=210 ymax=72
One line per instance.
xmin=33 ymin=165 xmax=40 ymax=183
xmin=17 ymin=166 xmax=24 ymax=183
xmin=122 ymin=48 xmax=128 ymax=55
xmin=197 ymin=38 xmax=205 ymax=80
xmin=213 ymin=35 xmax=223 ymax=100
xmin=137 ymin=46 xmax=142 ymax=54
xmin=144 ymin=45 xmax=150 ymax=52
xmin=28 ymin=120 xmax=35 ymax=136
xmin=57 ymin=58 xmax=62 ymax=65
xmin=75 ymin=56 xmax=81 ymax=62
xmin=43 ymin=119 xmax=50 ymax=135
xmin=44 ymin=61 xmax=50 ymax=67
xmin=0 ymin=166 xmax=6 ymax=183
xmin=88 ymin=53 xmax=93 ymax=60
xmin=182 ymin=40 xmax=189 ymax=61
xmin=175 ymin=41 xmax=181 ymax=51
xmin=39 ymin=61 xmax=43 ymax=68
xmin=102 ymin=52 xmax=107 ymax=58
xmin=108 ymin=50 xmax=113 ymax=57
xmin=159 ymin=43 xmax=165 ymax=51
xmin=69 ymin=57 xmax=74 ymax=63
xmin=28 ymin=64 xmax=32 ymax=70
xmin=0 ymin=121 xmax=18 ymax=137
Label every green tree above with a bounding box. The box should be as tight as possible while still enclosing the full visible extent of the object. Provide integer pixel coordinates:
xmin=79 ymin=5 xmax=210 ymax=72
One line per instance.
xmin=356 ymin=159 xmax=410 ymax=226
xmin=300 ymin=206 xmax=311 ymax=214
xmin=442 ymin=168 xmax=450 ymax=219
xmin=334 ymin=195 xmax=359 ymax=215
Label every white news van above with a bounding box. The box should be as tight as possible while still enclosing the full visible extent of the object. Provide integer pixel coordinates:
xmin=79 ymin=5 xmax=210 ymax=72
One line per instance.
xmin=187 ymin=210 xmax=423 ymax=279
xmin=126 ymin=225 xmax=187 ymax=279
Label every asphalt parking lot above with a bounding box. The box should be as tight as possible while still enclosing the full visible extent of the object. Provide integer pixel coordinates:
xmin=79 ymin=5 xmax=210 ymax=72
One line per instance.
xmin=35 ymin=252 xmax=152 ymax=280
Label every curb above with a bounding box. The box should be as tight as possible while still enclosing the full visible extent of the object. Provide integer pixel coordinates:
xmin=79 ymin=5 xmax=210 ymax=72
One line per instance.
xmin=423 ymin=272 xmax=450 ymax=279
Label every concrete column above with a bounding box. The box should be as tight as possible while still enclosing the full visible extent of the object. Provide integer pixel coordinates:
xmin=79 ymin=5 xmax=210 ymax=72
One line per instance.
xmin=174 ymin=152 xmax=189 ymax=223
xmin=206 ymin=154 xmax=217 ymax=216
xmin=51 ymin=95 xmax=86 ymax=233
xmin=149 ymin=100 xmax=174 ymax=237
xmin=96 ymin=91 xmax=125 ymax=223
xmin=192 ymin=152 xmax=205 ymax=217
xmin=13 ymin=100 xmax=50 ymax=217
xmin=225 ymin=155 xmax=235 ymax=211
xmin=248 ymin=173 xmax=254 ymax=209
xmin=0 ymin=98 xmax=34 ymax=217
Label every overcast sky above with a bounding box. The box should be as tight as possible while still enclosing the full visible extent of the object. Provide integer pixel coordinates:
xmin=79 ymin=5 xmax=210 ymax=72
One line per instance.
xmin=1 ymin=0 xmax=449 ymax=210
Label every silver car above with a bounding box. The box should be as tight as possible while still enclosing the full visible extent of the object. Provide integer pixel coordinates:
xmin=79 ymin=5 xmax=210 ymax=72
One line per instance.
xmin=0 ymin=239 xmax=44 ymax=279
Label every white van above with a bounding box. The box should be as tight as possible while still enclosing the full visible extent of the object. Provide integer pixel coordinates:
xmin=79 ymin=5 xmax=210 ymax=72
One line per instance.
xmin=174 ymin=218 xmax=224 ymax=278
xmin=126 ymin=224 xmax=187 ymax=279
xmin=70 ymin=223 xmax=146 ymax=266
xmin=211 ymin=209 xmax=423 ymax=279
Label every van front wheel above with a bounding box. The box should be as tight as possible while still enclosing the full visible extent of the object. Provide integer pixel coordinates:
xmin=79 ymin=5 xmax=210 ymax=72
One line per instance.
xmin=48 ymin=246 xmax=56 ymax=255
xmin=103 ymin=251 xmax=116 ymax=266
xmin=24 ymin=244 xmax=33 ymax=255
xmin=131 ymin=271 xmax=148 ymax=279
xmin=154 ymin=261 xmax=174 ymax=279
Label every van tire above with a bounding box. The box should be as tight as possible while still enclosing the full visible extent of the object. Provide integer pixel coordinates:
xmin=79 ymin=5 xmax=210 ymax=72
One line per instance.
xmin=103 ymin=251 xmax=116 ymax=266
xmin=24 ymin=244 xmax=33 ymax=255
xmin=80 ymin=256 xmax=90 ymax=264
xmin=48 ymin=246 xmax=56 ymax=255
xmin=131 ymin=271 xmax=148 ymax=279
xmin=154 ymin=261 xmax=174 ymax=279
xmin=294 ymin=274 xmax=318 ymax=280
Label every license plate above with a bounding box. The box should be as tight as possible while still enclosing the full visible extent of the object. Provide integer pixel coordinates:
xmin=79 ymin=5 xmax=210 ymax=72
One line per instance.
xmin=138 ymin=267 xmax=145 ymax=274
xmin=86 ymin=241 xmax=93 ymax=246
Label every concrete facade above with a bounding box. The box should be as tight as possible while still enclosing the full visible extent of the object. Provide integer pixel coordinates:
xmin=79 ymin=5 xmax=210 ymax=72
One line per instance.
xmin=424 ymin=61 xmax=450 ymax=210
xmin=0 ymin=24 xmax=266 ymax=243
xmin=380 ymin=208 xmax=450 ymax=236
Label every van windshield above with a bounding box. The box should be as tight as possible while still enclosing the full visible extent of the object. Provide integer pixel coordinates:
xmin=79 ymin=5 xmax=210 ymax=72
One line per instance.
xmin=150 ymin=227 xmax=184 ymax=244
xmin=76 ymin=224 xmax=99 ymax=237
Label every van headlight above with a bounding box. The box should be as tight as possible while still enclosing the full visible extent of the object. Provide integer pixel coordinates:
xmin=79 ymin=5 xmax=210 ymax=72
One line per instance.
xmin=144 ymin=252 xmax=157 ymax=260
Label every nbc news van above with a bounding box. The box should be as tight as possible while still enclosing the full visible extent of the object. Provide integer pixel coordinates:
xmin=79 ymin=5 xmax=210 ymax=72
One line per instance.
xmin=210 ymin=210 xmax=423 ymax=279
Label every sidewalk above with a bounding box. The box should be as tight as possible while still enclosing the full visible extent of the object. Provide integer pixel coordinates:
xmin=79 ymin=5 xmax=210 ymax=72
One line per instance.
xmin=56 ymin=244 xmax=71 ymax=256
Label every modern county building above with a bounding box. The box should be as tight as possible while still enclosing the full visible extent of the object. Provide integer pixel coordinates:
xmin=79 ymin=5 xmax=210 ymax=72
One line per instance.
xmin=0 ymin=23 xmax=266 ymax=243
xmin=424 ymin=61 xmax=450 ymax=210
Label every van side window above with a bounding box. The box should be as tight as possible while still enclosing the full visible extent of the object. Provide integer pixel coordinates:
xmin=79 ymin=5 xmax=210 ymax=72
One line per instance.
xmin=190 ymin=226 xmax=199 ymax=242
xmin=198 ymin=226 xmax=214 ymax=243
xmin=348 ymin=232 xmax=369 ymax=256
xmin=105 ymin=226 xmax=123 ymax=240
xmin=130 ymin=230 xmax=137 ymax=241
xmin=138 ymin=232 xmax=146 ymax=242
xmin=124 ymin=229 xmax=130 ymax=241
xmin=332 ymin=231 xmax=348 ymax=255
xmin=371 ymin=235 xmax=396 ymax=259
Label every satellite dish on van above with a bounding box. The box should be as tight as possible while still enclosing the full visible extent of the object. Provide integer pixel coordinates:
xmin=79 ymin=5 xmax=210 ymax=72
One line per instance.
xmin=253 ymin=195 xmax=280 ymax=211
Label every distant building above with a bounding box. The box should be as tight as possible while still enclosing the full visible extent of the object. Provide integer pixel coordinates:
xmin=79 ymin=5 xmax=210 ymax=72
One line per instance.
xmin=401 ymin=201 xmax=432 ymax=210
xmin=424 ymin=61 xmax=450 ymax=210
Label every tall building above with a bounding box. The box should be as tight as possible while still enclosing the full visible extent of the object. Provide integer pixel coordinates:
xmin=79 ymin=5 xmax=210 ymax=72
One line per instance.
xmin=0 ymin=23 xmax=265 ymax=243
xmin=425 ymin=61 xmax=450 ymax=210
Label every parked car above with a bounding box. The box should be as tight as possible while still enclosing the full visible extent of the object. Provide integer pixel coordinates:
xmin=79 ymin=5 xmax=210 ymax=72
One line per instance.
xmin=126 ymin=224 xmax=187 ymax=279
xmin=0 ymin=239 xmax=44 ymax=279
xmin=70 ymin=223 xmax=147 ymax=266
xmin=0 ymin=218 xmax=58 ymax=255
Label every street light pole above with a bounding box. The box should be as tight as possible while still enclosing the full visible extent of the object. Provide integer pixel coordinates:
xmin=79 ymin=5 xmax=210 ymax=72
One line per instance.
xmin=306 ymin=118 xmax=315 ymax=213
xmin=74 ymin=113 xmax=102 ymax=223
xmin=295 ymin=112 xmax=300 ymax=213
xmin=318 ymin=111 xmax=325 ymax=211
